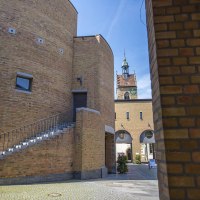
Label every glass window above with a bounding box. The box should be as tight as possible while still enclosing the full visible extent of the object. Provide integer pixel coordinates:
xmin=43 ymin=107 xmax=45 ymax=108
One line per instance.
xmin=126 ymin=112 xmax=129 ymax=119
xmin=16 ymin=76 xmax=32 ymax=92
xmin=149 ymin=143 xmax=153 ymax=154
xmin=140 ymin=111 xmax=143 ymax=120
xmin=124 ymin=92 xmax=130 ymax=100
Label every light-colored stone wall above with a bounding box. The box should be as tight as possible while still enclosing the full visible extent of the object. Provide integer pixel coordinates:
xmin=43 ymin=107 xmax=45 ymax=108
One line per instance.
xmin=115 ymin=100 xmax=154 ymax=159
xmin=0 ymin=0 xmax=77 ymax=132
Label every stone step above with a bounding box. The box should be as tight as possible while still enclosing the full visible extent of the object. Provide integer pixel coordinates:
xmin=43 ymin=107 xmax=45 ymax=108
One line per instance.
xmin=0 ymin=123 xmax=75 ymax=159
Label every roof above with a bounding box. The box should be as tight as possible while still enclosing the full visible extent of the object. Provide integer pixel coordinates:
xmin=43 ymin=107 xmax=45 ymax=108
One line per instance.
xmin=117 ymin=74 xmax=137 ymax=87
xmin=122 ymin=58 xmax=129 ymax=68
xmin=114 ymin=99 xmax=152 ymax=102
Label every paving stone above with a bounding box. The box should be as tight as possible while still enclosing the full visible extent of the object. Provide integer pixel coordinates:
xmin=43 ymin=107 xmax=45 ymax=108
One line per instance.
xmin=0 ymin=164 xmax=159 ymax=200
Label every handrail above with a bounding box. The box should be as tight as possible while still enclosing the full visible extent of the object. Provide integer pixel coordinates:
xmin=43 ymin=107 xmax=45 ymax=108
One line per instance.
xmin=0 ymin=113 xmax=62 ymax=136
xmin=0 ymin=113 xmax=68 ymax=153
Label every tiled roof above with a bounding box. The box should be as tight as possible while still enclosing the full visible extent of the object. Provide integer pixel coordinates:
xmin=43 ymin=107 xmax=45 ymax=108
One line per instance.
xmin=117 ymin=74 xmax=137 ymax=87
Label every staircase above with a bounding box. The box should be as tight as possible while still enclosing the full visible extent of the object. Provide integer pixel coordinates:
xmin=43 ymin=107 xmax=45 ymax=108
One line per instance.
xmin=0 ymin=113 xmax=75 ymax=159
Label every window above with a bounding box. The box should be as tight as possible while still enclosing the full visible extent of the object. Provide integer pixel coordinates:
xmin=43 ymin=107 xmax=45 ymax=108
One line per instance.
xmin=16 ymin=73 xmax=33 ymax=92
xmin=126 ymin=112 xmax=129 ymax=119
xmin=140 ymin=111 xmax=143 ymax=120
xmin=124 ymin=92 xmax=130 ymax=100
xmin=149 ymin=143 xmax=153 ymax=154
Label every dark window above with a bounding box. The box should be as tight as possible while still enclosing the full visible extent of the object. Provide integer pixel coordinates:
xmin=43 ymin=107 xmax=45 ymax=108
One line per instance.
xmin=140 ymin=111 xmax=143 ymax=120
xmin=126 ymin=112 xmax=129 ymax=119
xmin=124 ymin=92 xmax=130 ymax=100
xmin=16 ymin=76 xmax=32 ymax=92
xmin=149 ymin=143 xmax=153 ymax=154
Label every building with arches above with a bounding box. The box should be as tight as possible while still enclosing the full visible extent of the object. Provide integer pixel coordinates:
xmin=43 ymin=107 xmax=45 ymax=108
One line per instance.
xmin=115 ymin=56 xmax=155 ymax=162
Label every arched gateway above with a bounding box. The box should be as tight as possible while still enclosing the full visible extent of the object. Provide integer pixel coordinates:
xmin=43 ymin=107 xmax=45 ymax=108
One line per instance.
xmin=140 ymin=130 xmax=155 ymax=162
xmin=115 ymin=130 xmax=133 ymax=162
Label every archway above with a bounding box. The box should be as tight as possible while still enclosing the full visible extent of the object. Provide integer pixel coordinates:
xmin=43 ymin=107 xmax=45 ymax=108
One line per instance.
xmin=139 ymin=130 xmax=155 ymax=162
xmin=115 ymin=130 xmax=133 ymax=162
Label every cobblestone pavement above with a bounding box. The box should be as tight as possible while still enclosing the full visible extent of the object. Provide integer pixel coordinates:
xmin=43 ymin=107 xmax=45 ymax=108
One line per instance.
xmin=0 ymin=164 xmax=159 ymax=200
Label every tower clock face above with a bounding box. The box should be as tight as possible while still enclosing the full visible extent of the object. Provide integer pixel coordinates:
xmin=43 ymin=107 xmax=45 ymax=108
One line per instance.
xmin=129 ymin=88 xmax=136 ymax=95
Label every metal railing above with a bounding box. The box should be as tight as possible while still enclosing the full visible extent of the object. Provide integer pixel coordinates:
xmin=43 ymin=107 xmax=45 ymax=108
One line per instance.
xmin=0 ymin=113 xmax=69 ymax=154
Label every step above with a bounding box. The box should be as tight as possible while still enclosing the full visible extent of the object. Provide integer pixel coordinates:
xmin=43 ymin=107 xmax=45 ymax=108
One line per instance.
xmin=0 ymin=122 xmax=74 ymax=158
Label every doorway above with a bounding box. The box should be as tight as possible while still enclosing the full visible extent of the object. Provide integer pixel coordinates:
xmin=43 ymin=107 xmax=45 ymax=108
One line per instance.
xmin=73 ymin=92 xmax=87 ymax=121
xmin=115 ymin=130 xmax=133 ymax=162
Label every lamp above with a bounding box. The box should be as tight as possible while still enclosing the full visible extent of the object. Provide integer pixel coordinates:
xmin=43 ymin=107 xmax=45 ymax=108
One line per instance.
xmin=77 ymin=77 xmax=82 ymax=85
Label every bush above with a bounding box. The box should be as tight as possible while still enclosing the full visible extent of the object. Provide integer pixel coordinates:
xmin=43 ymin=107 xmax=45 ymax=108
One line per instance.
xmin=117 ymin=154 xmax=128 ymax=174
xmin=135 ymin=154 xmax=141 ymax=164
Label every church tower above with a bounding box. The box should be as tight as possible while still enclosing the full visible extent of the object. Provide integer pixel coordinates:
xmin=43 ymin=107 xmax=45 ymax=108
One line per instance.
xmin=116 ymin=55 xmax=137 ymax=100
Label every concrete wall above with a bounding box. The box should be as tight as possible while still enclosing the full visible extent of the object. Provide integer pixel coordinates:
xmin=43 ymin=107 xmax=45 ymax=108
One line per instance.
xmin=146 ymin=0 xmax=200 ymax=199
xmin=0 ymin=128 xmax=74 ymax=184
xmin=0 ymin=0 xmax=77 ymax=132
xmin=115 ymin=100 xmax=154 ymax=160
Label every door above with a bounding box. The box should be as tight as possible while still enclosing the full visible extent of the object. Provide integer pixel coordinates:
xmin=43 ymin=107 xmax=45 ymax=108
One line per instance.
xmin=73 ymin=93 xmax=87 ymax=121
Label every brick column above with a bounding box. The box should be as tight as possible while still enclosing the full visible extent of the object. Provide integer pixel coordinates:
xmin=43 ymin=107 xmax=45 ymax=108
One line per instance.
xmin=73 ymin=108 xmax=105 ymax=179
xmin=146 ymin=1 xmax=200 ymax=199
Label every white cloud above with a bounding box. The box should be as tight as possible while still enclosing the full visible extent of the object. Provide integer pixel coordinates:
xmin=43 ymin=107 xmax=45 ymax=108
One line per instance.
xmin=106 ymin=0 xmax=126 ymax=39
xmin=137 ymin=74 xmax=152 ymax=99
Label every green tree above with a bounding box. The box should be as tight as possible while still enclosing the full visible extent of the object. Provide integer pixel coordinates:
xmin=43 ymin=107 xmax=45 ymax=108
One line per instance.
xmin=135 ymin=154 xmax=141 ymax=164
xmin=117 ymin=154 xmax=128 ymax=174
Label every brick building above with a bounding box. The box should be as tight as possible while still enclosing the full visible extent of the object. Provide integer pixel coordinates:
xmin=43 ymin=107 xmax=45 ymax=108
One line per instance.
xmin=146 ymin=0 xmax=200 ymax=199
xmin=115 ymin=56 xmax=155 ymax=162
xmin=0 ymin=0 xmax=115 ymax=184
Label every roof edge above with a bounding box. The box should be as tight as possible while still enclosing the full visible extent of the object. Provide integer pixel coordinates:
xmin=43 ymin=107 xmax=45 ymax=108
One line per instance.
xmin=74 ymin=34 xmax=113 ymax=57
xmin=97 ymin=34 xmax=113 ymax=57
xmin=115 ymin=99 xmax=152 ymax=102
xmin=68 ymin=0 xmax=78 ymax=14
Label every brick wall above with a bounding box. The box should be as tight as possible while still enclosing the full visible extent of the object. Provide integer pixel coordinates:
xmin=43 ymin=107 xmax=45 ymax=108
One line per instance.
xmin=146 ymin=0 xmax=200 ymax=199
xmin=105 ymin=133 xmax=116 ymax=173
xmin=73 ymin=108 xmax=105 ymax=179
xmin=0 ymin=128 xmax=74 ymax=184
xmin=73 ymin=35 xmax=115 ymax=129
xmin=0 ymin=0 xmax=77 ymax=132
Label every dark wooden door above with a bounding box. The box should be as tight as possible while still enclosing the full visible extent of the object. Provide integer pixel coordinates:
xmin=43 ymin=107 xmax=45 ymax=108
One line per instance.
xmin=73 ymin=93 xmax=87 ymax=121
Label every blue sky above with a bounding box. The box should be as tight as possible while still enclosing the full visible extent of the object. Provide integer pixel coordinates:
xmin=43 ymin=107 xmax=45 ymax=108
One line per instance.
xmin=70 ymin=0 xmax=151 ymax=99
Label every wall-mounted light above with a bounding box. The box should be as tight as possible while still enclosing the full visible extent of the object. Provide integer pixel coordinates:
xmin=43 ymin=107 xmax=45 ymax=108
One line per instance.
xmin=77 ymin=77 xmax=82 ymax=85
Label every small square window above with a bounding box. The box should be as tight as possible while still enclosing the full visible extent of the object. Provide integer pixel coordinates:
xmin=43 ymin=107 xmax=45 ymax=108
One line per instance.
xmin=59 ymin=48 xmax=64 ymax=54
xmin=8 ymin=27 xmax=16 ymax=34
xmin=16 ymin=75 xmax=32 ymax=92
xmin=36 ymin=37 xmax=44 ymax=44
